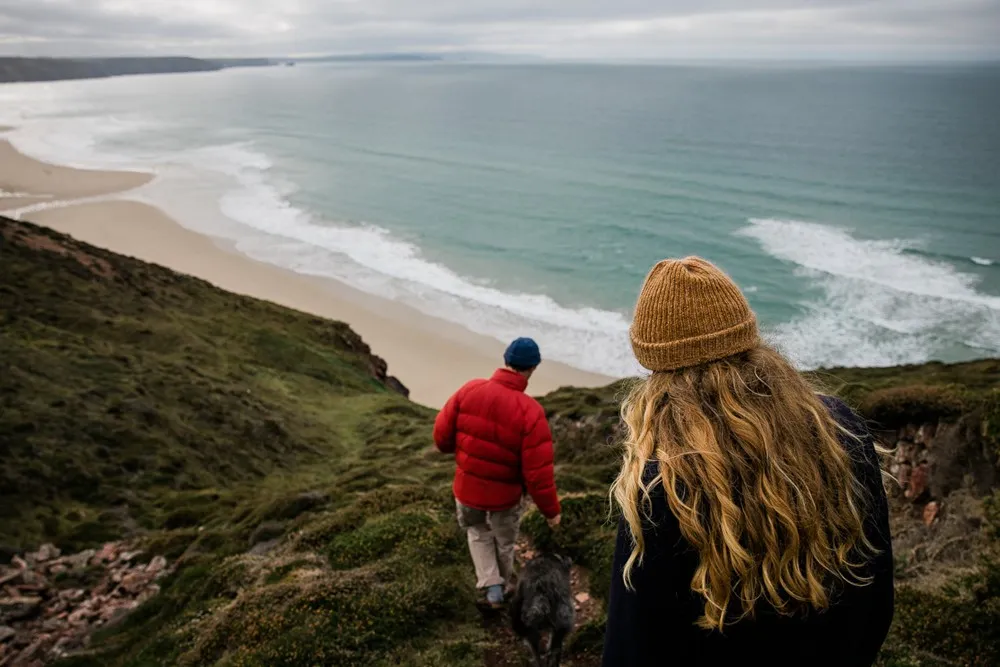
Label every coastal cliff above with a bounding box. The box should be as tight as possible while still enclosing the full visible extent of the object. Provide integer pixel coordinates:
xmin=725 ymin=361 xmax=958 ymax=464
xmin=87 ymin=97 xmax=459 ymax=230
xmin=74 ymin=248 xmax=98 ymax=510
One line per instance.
xmin=0 ymin=216 xmax=996 ymax=666
xmin=0 ymin=58 xmax=273 ymax=84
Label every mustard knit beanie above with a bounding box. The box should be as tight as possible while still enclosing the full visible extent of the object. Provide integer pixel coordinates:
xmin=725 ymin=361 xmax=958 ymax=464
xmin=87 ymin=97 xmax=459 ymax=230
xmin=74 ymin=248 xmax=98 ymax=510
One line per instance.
xmin=630 ymin=256 xmax=760 ymax=372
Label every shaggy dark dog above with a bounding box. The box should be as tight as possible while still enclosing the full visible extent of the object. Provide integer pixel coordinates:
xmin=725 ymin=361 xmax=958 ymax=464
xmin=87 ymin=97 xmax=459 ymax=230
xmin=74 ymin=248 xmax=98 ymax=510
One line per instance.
xmin=509 ymin=553 xmax=575 ymax=667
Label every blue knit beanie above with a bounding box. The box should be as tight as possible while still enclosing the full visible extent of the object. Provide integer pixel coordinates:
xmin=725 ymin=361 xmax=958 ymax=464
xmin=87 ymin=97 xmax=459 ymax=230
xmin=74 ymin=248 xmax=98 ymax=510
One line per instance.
xmin=504 ymin=337 xmax=541 ymax=370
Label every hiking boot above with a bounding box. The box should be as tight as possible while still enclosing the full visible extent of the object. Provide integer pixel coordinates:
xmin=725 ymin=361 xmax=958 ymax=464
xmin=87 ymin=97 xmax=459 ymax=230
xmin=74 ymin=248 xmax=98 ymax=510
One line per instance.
xmin=486 ymin=584 xmax=505 ymax=608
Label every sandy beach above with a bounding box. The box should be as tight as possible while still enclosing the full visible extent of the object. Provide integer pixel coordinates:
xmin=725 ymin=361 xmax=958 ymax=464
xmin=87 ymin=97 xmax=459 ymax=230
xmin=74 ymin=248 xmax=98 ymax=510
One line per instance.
xmin=0 ymin=137 xmax=613 ymax=407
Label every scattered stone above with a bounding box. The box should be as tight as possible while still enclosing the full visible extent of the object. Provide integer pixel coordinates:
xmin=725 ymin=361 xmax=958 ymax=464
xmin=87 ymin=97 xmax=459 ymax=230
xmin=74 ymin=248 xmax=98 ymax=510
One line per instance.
xmin=923 ymin=501 xmax=940 ymax=526
xmin=64 ymin=550 xmax=95 ymax=571
xmin=41 ymin=617 xmax=64 ymax=632
xmin=146 ymin=556 xmax=167 ymax=576
xmin=34 ymin=545 xmax=60 ymax=564
xmin=16 ymin=635 xmax=46 ymax=664
xmin=58 ymin=589 xmax=84 ymax=603
xmin=574 ymin=592 xmax=590 ymax=604
xmin=119 ymin=572 xmax=151 ymax=595
xmin=91 ymin=543 xmax=118 ymax=566
xmin=906 ymin=462 xmax=931 ymax=500
xmin=914 ymin=423 xmax=936 ymax=445
xmin=0 ymin=570 xmax=23 ymax=587
xmin=0 ymin=596 xmax=42 ymax=623
xmin=0 ymin=541 xmax=168 ymax=664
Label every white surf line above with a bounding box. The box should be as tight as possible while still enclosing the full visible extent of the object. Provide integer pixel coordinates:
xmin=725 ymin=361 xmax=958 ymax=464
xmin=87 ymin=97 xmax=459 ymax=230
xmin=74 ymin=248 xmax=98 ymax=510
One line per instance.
xmin=5 ymin=173 xmax=157 ymax=220
xmin=1 ymin=190 xmax=53 ymax=199
xmin=6 ymin=192 xmax=135 ymax=220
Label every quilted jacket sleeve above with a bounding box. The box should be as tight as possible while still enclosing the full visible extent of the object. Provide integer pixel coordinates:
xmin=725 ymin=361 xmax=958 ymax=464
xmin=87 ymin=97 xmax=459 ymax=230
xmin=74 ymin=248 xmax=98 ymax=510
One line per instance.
xmin=433 ymin=386 xmax=463 ymax=454
xmin=521 ymin=403 xmax=560 ymax=519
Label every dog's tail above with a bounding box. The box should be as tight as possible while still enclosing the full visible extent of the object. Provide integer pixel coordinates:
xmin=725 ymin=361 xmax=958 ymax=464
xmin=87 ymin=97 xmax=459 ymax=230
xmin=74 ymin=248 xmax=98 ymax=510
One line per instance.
xmin=522 ymin=596 xmax=551 ymax=627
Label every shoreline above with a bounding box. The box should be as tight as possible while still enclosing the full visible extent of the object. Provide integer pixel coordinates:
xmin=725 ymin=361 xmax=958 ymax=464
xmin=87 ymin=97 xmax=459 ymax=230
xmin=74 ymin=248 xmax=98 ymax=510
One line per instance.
xmin=0 ymin=136 xmax=614 ymax=407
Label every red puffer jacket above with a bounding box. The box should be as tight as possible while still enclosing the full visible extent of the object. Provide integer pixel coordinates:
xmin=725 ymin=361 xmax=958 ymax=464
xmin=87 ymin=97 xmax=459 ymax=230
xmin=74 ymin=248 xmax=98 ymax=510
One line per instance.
xmin=433 ymin=368 xmax=560 ymax=519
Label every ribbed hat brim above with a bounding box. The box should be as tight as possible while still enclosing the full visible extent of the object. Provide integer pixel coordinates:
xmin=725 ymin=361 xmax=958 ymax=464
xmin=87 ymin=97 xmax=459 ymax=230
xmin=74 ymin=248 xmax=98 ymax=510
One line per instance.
xmin=630 ymin=317 xmax=759 ymax=372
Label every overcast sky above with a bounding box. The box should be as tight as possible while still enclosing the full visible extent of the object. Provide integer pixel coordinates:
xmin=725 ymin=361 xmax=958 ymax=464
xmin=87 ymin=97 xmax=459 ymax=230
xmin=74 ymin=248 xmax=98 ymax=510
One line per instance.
xmin=2 ymin=0 xmax=999 ymax=61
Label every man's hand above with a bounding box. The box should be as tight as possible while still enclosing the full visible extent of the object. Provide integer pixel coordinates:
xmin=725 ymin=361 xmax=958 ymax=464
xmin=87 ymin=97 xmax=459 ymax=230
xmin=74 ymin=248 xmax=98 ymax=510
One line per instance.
xmin=547 ymin=514 xmax=561 ymax=528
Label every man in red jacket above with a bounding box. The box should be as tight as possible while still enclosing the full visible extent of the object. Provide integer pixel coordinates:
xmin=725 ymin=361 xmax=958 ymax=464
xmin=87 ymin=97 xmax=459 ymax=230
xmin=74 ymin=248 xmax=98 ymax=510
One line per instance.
xmin=433 ymin=337 xmax=562 ymax=608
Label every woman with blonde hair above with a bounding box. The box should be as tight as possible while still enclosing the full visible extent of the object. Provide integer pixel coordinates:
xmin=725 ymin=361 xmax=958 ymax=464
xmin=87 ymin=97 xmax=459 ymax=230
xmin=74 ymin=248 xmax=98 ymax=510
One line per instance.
xmin=602 ymin=257 xmax=894 ymax=666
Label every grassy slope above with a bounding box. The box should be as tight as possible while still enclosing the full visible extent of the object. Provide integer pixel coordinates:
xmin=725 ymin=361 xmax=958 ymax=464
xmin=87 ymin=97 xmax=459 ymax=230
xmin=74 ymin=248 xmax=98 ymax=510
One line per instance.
xmin=0 ymin=217 xmax=407 ymax=549
xmin=3 ymin=217 xmax=998 ymax=665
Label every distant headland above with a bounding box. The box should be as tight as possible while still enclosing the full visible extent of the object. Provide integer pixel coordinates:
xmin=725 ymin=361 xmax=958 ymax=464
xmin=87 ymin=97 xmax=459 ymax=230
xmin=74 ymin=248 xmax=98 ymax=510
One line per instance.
xmin=0 ymin=56 xmax=275 ymax=84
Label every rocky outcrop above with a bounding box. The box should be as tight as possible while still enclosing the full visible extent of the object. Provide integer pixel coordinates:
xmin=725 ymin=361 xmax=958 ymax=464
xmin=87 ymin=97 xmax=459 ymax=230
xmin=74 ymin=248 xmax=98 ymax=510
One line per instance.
xmin=888 ymin=409 xmax=998 ymax=520
xmin=0 ymin=543 xmax=167 ymax=666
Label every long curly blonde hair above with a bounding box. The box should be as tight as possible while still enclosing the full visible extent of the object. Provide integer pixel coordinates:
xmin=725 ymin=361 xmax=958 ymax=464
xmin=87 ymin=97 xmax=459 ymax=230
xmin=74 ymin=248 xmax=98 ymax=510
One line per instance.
xmin=610 ymin=344 xmax=881 ymax=631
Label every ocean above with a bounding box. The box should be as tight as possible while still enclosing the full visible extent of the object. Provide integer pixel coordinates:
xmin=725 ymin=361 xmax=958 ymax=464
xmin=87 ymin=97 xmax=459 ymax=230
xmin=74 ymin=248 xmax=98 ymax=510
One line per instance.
xmin=2 ymin=62 xmax=998 ymax=377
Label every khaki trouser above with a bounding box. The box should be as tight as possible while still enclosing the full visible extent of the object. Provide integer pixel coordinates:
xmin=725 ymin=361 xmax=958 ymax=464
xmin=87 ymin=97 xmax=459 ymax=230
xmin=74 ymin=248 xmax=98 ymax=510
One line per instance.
xmin=456 ymin=498 xmax=523 ymax=590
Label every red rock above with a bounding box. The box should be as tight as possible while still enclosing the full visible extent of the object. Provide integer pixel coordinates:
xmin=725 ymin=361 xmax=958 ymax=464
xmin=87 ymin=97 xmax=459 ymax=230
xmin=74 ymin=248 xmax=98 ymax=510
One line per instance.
xmin=0 ymin=596 xmax=42 ymax=622
xmin=41 ymin=616 xmax=65 ymax=632
xmin=0 ymin=542 xmax=166 ymax=665
xmin=34 ymin=544 xmax=60 ymax=563
xmin=91 ymin=544 xmax=117 ymax=566
xmin=92 ymin=578 xmax=114 ymax=597
xmin=917 ymin=423 xmax=937 ymax=444
xmin=923 ymin=501 xmax=940 ymax=526
xmin=146 ymin=556 xmax=168 ymax=575
xmin=897 ymin=463 xmax=912 ymax=488
xmin=12 ymin=633 xmax=46 ymax=663
xmin=906 ymin=462 xmax=930 ymax=500
xmin=120 ymin=572 xmax=151 ymax=595
xmin=16 ymin=583 xmax=47 ymax=595
xmin=67 ymin=608 xmax=90 ymax=625
xmin=45 ymin=600 xmax=67 ymax=615
xmin=0 ymin=570 xmax=23 ymax=587
xmin=59 ymin=589 xmax=84 ymax=602
xmin=65 ymin=550 xmax=95 ymax=570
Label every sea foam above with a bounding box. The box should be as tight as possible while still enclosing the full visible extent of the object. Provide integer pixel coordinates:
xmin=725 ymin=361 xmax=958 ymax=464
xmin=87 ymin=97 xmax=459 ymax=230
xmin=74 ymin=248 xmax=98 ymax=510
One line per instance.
xmin=191 ymin=141 xmax=639 ymax=377
xmin=738 ymin=219 xmax=1000 ymax=369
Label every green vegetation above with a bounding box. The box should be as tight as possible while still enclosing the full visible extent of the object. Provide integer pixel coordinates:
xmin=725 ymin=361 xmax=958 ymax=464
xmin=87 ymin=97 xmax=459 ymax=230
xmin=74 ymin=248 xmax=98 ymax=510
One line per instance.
xmin=1 ymin=218 xmax=405 ymax=551
xmin=2 ymin=217 xmax=998 ymax=665
xmin=811 ymin=361 xmax=1000 ymax=431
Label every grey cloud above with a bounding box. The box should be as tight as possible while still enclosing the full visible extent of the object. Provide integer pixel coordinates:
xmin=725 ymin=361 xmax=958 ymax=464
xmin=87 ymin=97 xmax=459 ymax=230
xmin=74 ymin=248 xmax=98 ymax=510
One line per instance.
xmin=1 ymin=0 xmax=998 ymax=59
xmin=0 ymin=1 xmax=235 ymax=42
